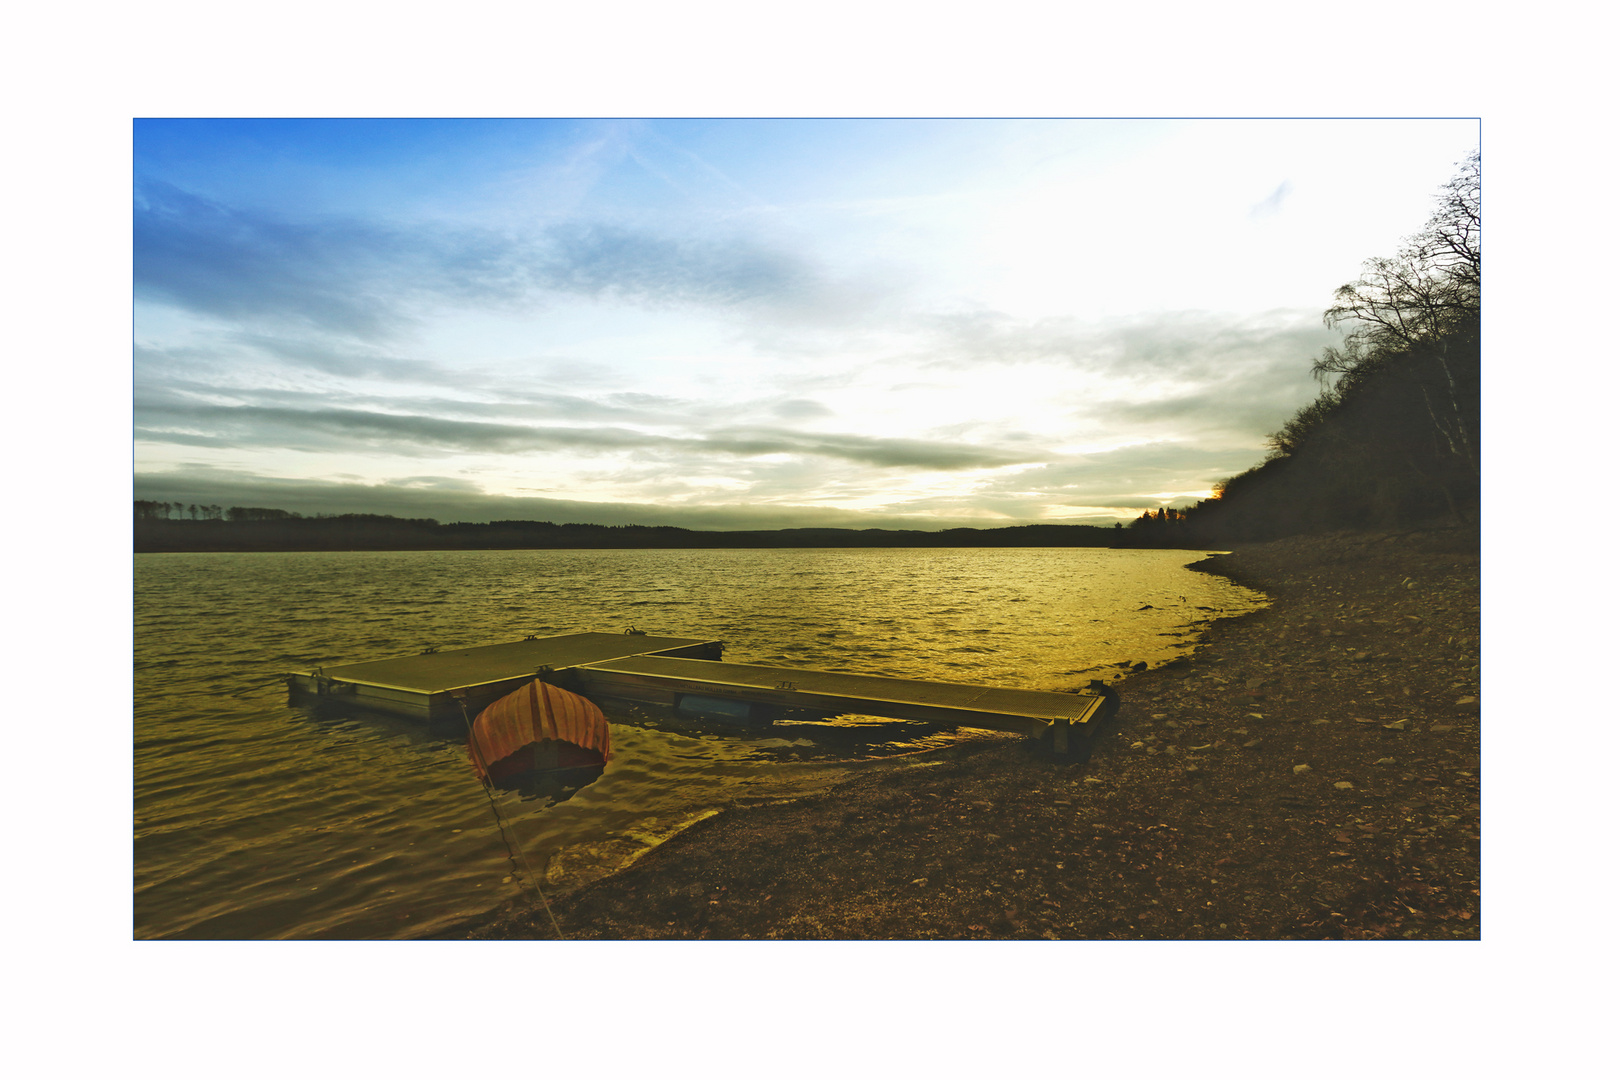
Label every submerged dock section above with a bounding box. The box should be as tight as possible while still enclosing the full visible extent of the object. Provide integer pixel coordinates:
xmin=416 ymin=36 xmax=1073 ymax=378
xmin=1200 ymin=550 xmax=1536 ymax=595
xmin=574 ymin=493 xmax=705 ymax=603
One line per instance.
xmin=288 ymin=631 xmax=1114 ymax=755
xmin=574 ymin=655 xmax=1110 ymax=753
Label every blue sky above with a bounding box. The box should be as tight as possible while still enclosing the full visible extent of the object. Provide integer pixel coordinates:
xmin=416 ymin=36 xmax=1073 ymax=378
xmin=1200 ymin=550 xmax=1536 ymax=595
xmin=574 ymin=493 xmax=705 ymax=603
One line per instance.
xmin=134 ymin=118 xmax=1480 ymax=528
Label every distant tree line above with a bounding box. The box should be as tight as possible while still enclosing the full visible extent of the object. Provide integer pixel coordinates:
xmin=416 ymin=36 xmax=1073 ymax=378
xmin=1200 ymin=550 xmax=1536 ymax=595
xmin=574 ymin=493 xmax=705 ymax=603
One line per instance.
xmin=1157 ymin=151 xmax=1481 ymax=545
xmin=1119 ymin=506 xmax=1195 ymax=547
xmin=133 ymin=511 xmax=1135 ymax=552
xmin=135 ymin=501 xmax=317 ymax=522
xmin=136 ymin=501 xmax=229 ymax=520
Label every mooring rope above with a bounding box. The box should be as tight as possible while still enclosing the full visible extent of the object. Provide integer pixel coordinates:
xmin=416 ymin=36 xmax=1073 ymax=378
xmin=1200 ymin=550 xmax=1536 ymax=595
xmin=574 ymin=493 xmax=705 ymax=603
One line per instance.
xmin=457 ymin=696 xmax=566 ymax=940
xmin=230 ymin=674 xmax=298 ymax=698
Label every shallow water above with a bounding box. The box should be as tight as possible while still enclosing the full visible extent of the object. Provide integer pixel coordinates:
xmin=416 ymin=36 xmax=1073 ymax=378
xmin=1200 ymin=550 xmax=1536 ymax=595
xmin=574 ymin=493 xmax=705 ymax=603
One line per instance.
xmin=133 ymin=547 xmax=1263 ymax=939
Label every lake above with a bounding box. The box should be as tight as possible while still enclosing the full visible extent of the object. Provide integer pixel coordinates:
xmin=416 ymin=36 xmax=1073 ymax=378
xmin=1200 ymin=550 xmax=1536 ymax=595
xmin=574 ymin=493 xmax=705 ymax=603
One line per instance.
xmin=133 ymin=546 xmax=1264 ymax=939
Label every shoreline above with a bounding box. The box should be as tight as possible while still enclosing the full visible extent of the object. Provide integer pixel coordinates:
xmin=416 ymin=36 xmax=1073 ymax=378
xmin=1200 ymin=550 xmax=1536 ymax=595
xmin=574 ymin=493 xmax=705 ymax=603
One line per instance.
xmin=449 ymin=526 xmax=1480 ymax=940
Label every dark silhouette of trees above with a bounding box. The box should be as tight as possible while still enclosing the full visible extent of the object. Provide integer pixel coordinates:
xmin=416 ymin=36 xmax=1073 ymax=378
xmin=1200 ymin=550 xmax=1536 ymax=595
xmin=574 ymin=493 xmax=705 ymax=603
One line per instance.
xmin=1115 ymin=507 xmax=1194 ymax=548
xmin=133 ymin=508 xmax=1131 ymax=552
xmin=225 ymin=506 xmax=301 ymax=521
xmin=1315 ymin=149 xmax=1479 ymax=484
xmin=134 ymin=500 xmax=206 ymax=520
xmin=1184 ymin=151 xmax=1481 ymax=543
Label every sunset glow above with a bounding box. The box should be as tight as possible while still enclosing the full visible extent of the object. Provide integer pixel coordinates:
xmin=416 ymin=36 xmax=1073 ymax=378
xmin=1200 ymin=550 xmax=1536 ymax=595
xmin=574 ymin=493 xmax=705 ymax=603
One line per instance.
xmin=134 ymin=118 xmax=1480 ymax=528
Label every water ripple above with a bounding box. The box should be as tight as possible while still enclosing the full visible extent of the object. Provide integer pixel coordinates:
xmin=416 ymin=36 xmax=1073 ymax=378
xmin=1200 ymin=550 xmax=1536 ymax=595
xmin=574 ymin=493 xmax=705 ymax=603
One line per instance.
xmin=135 ymin=547 xmax=1263 ymax=938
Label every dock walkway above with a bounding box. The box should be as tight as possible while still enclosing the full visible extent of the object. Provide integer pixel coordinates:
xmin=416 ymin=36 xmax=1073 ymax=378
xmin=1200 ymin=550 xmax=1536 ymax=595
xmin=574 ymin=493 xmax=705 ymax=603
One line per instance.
xmin=287 ymin=631 xmax=1113 ymax=754
xmin=575 ymin=654 xmax=1109 ymax=752
xmin=288 ymin=632 xmax=720 ymax=723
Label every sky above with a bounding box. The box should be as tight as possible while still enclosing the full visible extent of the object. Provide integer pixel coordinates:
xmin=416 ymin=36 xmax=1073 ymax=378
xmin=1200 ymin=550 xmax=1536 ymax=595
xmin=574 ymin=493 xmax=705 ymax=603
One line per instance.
xmin=133 ymin=118 xmax=1481 ymax=529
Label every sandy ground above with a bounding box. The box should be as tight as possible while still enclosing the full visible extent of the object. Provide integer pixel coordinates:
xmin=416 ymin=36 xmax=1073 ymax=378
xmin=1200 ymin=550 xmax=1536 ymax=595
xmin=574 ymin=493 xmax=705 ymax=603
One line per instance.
xmin=450 ymin=526 xmax=1480 ymax=941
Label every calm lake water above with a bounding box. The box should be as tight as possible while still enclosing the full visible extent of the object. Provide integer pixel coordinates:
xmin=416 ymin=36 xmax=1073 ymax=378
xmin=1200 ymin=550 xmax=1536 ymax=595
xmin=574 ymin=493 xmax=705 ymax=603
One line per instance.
xmin=133 ymin=547 xmax=1264 ymax=939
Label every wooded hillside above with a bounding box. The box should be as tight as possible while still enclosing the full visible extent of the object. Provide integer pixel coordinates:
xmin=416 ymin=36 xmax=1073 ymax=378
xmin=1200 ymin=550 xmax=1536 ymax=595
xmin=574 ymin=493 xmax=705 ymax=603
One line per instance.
xmin=1134 ymin=152 xmax=1480 ymax=546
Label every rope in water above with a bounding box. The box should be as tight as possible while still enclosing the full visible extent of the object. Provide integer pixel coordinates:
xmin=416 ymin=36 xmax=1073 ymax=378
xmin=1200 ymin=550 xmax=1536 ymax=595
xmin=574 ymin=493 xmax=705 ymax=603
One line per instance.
xmin=458 ymin=696 xmax=565 ymax=940
xmin=229 ymin=674 xmax=299 ymax=698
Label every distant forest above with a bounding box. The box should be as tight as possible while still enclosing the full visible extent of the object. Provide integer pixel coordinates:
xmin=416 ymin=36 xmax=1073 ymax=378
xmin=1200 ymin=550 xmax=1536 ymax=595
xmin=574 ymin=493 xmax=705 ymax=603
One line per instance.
xmin=134 ymin=155 xmax=1478 ymax=555
xmin=133 ymin=506 xmax=1135 ymax=552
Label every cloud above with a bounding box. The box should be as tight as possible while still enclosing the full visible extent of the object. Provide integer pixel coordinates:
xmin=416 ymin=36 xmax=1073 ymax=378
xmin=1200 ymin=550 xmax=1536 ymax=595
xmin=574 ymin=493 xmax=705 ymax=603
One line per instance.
xmin=134 ymin=181 xmax=838 ymax=338
xmin=977 ymin=442 xmax=1264 ymax=501
xmin=538 ymin=223 xmax=816 ymax=308
xmin=133 ymin=338 xmax=433 ymax=390
xmin=1103 ymin=375 xmax=1317 ymax=442
xmin=134 ymin=340 xmax=714 ymax=432
xmin=1249 ymin=181 xmax=1294 ymax=219
xmin=134 ymin=181 xmax=533 ymax=336
xmin=380 ymin=475 xmax=485 ymax=492
xmin=134 ymin=399 xmax=1031 ymax=470
xmin=701 ymin=427 xmax=1032 ymax=470
xmin=131 ymin=466 xmax=1025 ymax=531
xmin=604 ymin=391 xmax=687 ymax=411
xmin=135 ymin=401 xmax=677 ymax=456
xmin=219 ymin=333 xmax=451 ymax=381
xmin=920 ymin=307 xmax=1334 ymax=383
xmin=772 ymin=398 xmax=834 ymax=420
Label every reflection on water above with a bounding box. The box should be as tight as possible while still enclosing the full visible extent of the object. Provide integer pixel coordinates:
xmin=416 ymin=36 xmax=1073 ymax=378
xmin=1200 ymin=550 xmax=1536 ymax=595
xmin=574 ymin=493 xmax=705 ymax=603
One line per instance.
xmin=134 ymin=547 xmax=1264 ymax=939
xmin=483 ymin=762 xmax=605 ymax=802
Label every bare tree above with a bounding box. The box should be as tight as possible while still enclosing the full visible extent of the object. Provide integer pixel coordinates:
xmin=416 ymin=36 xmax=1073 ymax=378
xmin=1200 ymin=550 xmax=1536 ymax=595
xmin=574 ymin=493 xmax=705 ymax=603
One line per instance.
xmin=1314 ymin=150 xmax=1480 ymax=477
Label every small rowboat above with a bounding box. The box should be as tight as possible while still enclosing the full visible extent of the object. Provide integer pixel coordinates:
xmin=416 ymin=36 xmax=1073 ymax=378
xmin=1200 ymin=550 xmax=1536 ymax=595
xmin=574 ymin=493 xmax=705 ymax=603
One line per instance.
xmin=466 ymin=678 xmax=612 ymax=784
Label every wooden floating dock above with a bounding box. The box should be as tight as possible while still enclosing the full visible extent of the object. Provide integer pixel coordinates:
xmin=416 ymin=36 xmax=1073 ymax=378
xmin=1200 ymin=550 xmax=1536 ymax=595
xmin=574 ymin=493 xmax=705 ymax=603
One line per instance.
xmin=287 ymin=632 xmax=721 ymax=723
xmin=287 ymin=631 xmax=1114 ymax=755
